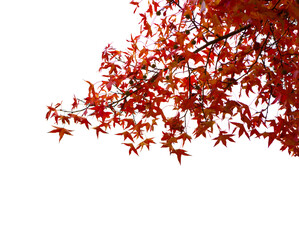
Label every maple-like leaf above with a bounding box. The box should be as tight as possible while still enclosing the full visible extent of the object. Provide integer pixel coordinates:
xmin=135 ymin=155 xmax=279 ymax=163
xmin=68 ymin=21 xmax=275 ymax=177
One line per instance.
xmin=71 ymin=96 xmax=79 ymax=110
xmin=171 ymin=149 xmax=191 ymax=165
xmin=213 ymin=131 xmax=235 ymax=147
xmin=116 ymin=131 xmax=134 ymax=142
xmin=137 ymin=138 xmax=155 ymax=150
xmin=93 ymin=125 xmax=108 ymax=138
xmin=231 ymin=122 xmax=250 ymax=139
xmin=48 ymin=126 xmax=73 ymax=142
xmin=123 ymin=143 xmax=139 ymax=155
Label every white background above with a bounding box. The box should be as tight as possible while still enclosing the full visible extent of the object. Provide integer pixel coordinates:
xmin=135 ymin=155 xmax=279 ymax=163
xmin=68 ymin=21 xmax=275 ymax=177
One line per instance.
xmin=1 ymin=1 xmax=299 ymax=239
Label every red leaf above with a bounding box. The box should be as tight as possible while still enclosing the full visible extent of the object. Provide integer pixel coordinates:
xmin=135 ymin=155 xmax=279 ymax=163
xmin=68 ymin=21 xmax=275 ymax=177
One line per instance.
xmin=48 ymin=126 xmax=73 ymax=142
xmin=137 ymin=138 xmax=155 ymax=150
xmin=93 ymin=125 xmax=108 ymax=138
xmin=116 ymin=131 xmax=134 ymax=142
xmin=171 ymin=149 xmax=191 ymax=165
xmin=71 ymin=96 xmax=79 ymax=110
xmin=231 ymin=122 xmax=250 ymax=139
xmin=123 ymin=143 xmax=139 ymax=155
xmin=130 ymin=0 xmax=139 ymax=6
xmin=266 ymin=132 xmax=276 ymax=147
xmin=213 ymin=131 xmax=235 ymax=147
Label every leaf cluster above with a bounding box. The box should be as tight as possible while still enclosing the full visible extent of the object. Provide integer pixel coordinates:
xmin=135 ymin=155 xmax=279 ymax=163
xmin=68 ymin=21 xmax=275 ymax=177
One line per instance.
xmin=46 ymin=0 xmax=299 ymax=163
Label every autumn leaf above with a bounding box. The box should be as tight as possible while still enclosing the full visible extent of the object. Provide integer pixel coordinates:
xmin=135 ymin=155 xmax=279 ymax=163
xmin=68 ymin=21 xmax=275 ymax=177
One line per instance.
xmin=45 ymin=105 xmax=60 ymax=123
xmin=231 ymin=122 xmax=250 ymax=139
xmin=48 ymin=126 xmax=73 ymax=142
xmin=123 ymin=118 xmax=136 ymax=129
xmin=116 ymin=131 xmax=134 ymax=142
xmin=177 ymin=132 xmax=192 ymax=146
xmin=213 ymin=131 xmax=235 ymax=147
xmin=93 ymin=125 xmax=108 ymax=138
xmin=123 ymin=143 xmax=139 ymax=155
xmin=171 ymin=149 xmax=191 ymax=165
xmin=59 ymin=116 xmax=70 ymax=125
xmin=137 ymin=138 xmax=155 ymax=150
xmin=69 ymin=114 xmax=91 ymax=129
xmin=71 ymin=96 xmax=79 ymax=110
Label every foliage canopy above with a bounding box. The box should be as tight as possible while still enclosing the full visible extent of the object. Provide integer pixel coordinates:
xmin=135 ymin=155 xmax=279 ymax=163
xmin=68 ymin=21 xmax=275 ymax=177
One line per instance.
xmin=47 ymin=0 xmax=299 ymax=163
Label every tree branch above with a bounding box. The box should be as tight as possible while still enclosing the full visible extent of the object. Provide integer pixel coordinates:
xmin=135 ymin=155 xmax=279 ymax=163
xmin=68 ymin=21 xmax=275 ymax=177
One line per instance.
xmin=194 ymin=25 xmax=251 ymax=53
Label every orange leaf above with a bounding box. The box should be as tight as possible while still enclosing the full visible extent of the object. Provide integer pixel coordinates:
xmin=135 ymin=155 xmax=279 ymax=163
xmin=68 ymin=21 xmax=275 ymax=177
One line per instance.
xmin=48 ymin=126 xmax=73 ymax=142
xmin=171 ymin=149 xmax=191 ymax=165
xmin=93 ymin=125 xmax=108 ymax=138
xmin=137 ymin=138 xmax=155 ymax=150
xmin=116 ymin=131 xmax=134 ymax=142
xmin=123 ymin=143 xmax=139 ymax=155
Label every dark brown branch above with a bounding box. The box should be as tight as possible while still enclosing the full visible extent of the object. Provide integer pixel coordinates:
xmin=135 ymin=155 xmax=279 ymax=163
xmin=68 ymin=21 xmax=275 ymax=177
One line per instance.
xmin=194 ymin=25 xmax=251 ymax=54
